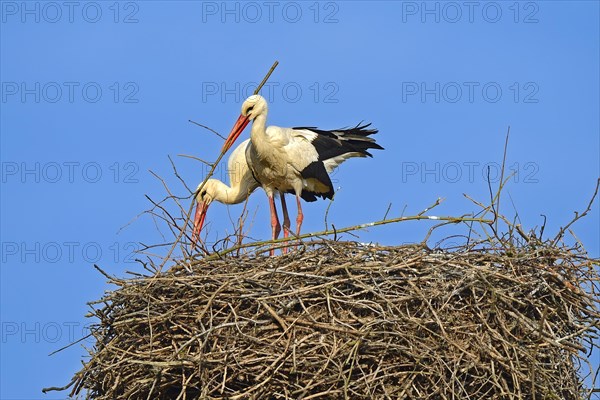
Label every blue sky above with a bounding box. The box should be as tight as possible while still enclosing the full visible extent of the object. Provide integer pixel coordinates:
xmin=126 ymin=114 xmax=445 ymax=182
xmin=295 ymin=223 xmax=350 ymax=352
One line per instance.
xmin=1 ymin=1 xmax=599 ymax=398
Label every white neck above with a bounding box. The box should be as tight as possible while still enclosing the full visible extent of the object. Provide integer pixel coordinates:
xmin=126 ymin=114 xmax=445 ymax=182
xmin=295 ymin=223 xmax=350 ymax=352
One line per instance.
xmin=250 ymin=112 xmax=268 ymax=142
xmin=210 ymin=176 xmax=256 ymax=205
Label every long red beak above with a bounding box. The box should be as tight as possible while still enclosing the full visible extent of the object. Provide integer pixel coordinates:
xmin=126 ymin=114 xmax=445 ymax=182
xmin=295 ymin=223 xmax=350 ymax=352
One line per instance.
xmin=191 ymin=200 xmax=209 ymax=247
xmin=221 ymin=114 xmax=250 ymax=153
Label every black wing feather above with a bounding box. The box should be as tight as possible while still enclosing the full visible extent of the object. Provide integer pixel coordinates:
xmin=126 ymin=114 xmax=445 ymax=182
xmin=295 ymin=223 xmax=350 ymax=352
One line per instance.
xmin=292 ymin=122 xmax=384 ymax=161
xmin=299 ymin=161 xmax=334 ymax=201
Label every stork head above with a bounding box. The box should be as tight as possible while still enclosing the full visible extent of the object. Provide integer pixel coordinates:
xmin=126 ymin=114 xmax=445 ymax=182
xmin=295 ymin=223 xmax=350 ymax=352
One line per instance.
xmin=241 ymin=94 xmax=268 ymax=121
xmin=221 ymin=95 xmax=268 ymax=153
xmin=191 ymin=180 xmax=217 ymax=247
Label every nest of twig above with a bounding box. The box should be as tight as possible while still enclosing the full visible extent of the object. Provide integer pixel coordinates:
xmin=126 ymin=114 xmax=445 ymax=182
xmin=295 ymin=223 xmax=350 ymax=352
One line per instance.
xmin=61 ymin=238 xmax=599 ymax=399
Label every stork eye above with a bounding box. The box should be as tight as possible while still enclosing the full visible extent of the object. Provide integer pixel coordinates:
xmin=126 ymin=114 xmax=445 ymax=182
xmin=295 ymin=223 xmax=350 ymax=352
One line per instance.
xmin=246 ymin=105 xmax=254 ymax=115
xmin=200 ymin=190 xmax=207 ymax=197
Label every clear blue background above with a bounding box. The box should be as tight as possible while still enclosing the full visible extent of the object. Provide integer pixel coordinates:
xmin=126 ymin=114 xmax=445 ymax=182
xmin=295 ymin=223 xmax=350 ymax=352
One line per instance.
xmin=1 ymin=1 xmax=598 ymax=398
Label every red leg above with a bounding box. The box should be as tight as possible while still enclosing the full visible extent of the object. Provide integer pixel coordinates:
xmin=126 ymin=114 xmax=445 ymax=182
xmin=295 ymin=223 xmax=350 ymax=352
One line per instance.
xmin=280 ymin=194 xmax=291 ymax=254
xmin=295 ymin=195 xmax=304 ymax=237
xmin=268 ymin=194 xmax=281 ymax=256
xmin=280 ymin=195 xmax=291 ymax=238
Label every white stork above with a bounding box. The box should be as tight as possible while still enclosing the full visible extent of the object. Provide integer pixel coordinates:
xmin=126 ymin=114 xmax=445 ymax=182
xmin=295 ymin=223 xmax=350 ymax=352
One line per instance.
xmin=191 ymin=138 xmax=260 ymax=245
xmin=219 ymin=94 xmax=383 ymax=243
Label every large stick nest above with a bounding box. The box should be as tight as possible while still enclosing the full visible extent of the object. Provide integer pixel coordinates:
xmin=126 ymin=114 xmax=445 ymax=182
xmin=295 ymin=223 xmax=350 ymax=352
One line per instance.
xmin=66 ymin=239 xmax=599 ymax=399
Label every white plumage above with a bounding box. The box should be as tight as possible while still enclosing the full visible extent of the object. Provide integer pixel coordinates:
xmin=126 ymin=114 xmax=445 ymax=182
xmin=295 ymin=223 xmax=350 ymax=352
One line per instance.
xmin=218 ymin=94 xmax=383 ymax=248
